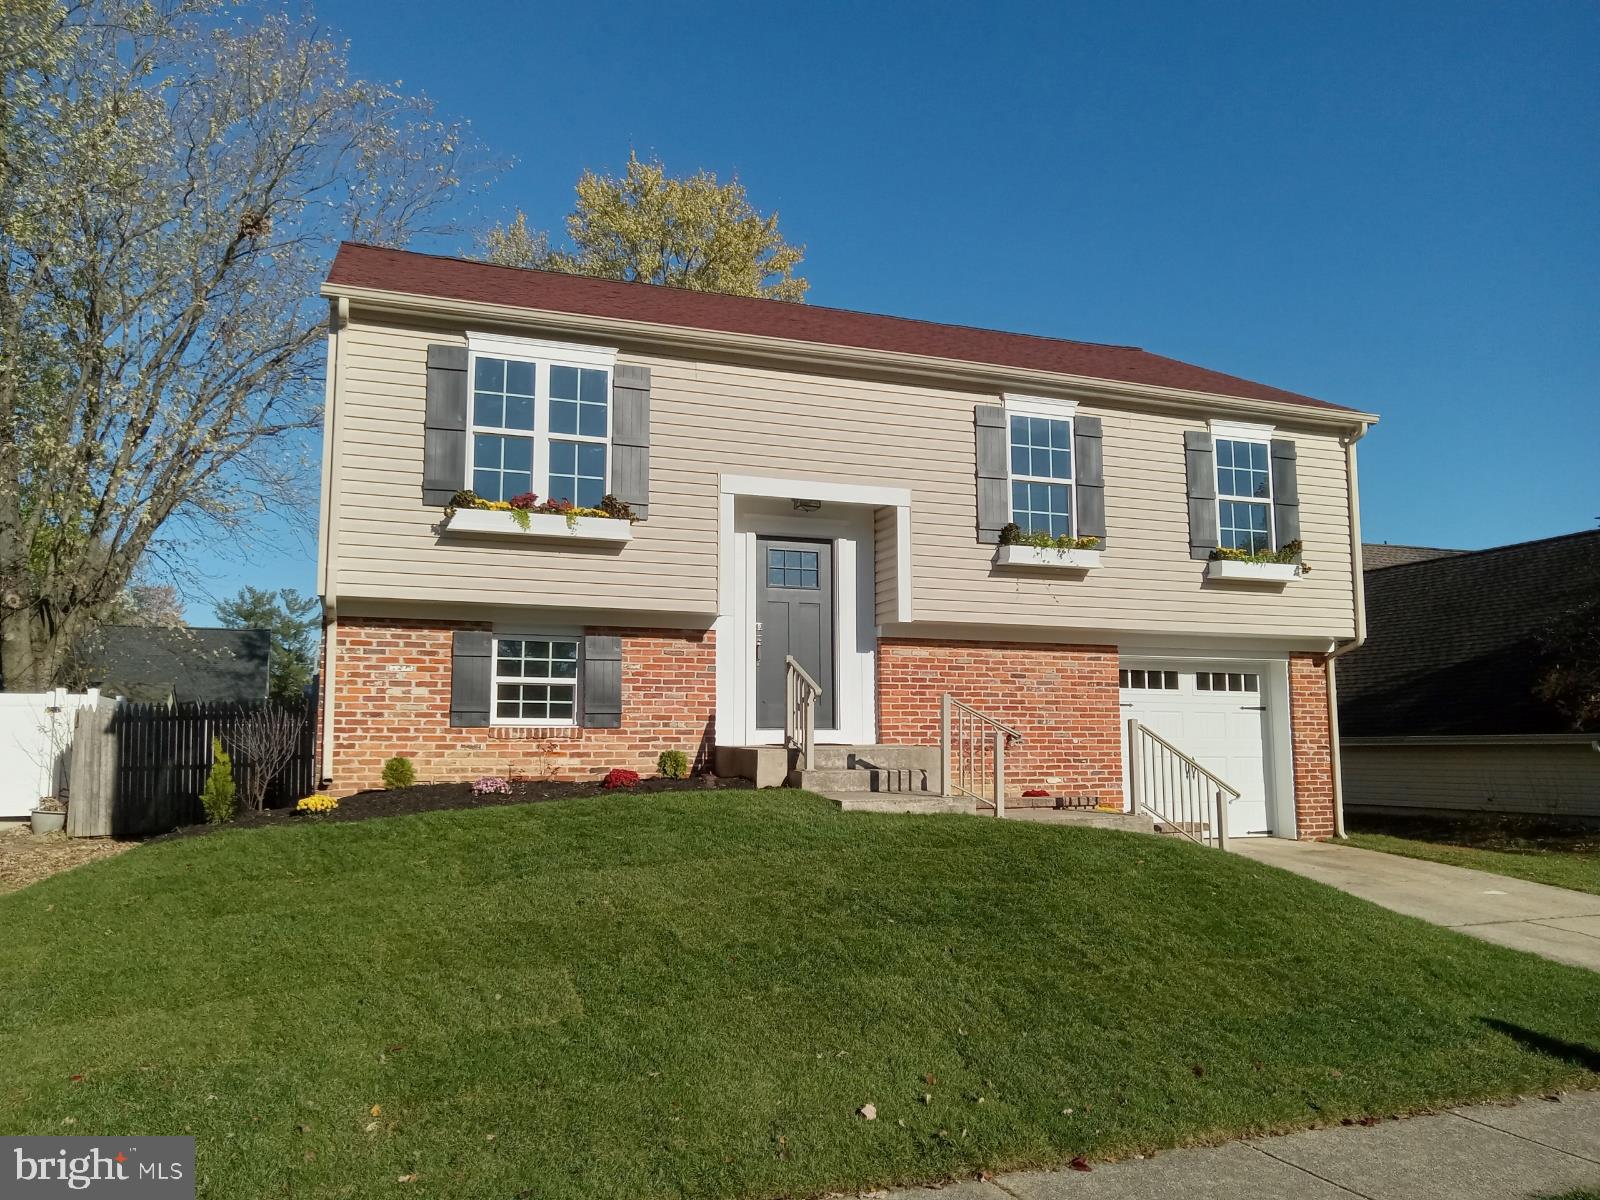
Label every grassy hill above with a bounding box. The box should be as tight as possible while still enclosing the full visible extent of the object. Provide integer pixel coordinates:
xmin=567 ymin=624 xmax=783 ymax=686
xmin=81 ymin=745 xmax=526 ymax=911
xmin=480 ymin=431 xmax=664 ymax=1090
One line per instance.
xmin=1 ymin=791 xmax=1595 ymax=1199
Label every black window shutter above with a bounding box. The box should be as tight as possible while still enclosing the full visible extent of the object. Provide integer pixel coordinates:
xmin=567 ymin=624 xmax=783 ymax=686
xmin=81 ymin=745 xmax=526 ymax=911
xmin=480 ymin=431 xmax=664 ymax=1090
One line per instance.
xmin=1184 ymin=430 xmax=1219 ymax=560
xmin=1073 ymin=415 xmax=1106 ymax=545
xmin=1270 ymin=438 xmax=1300 ymax=549
xmin=449 ymin=630 xmax=491 ymax=727
xmin=581 ymin=635 xmax=622 ymax=729
xmin=611 ymin=365 xmax=651 ymax=520
xmin=975 ymin=404 xmax=1008 ymax=544
xmin=424 ymin=344 xmax=468 ymax=506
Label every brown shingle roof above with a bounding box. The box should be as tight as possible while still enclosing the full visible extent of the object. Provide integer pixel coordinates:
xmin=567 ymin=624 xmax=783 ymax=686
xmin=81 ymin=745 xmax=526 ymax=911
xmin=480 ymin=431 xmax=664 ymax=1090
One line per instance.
xmin=1339 ymin=531 xmax=1600 ymax=737
xmin=1362 ymin=543 xmax=1468 ymax=571
xmin=327 ymin=243 xmax=1358 ymax=414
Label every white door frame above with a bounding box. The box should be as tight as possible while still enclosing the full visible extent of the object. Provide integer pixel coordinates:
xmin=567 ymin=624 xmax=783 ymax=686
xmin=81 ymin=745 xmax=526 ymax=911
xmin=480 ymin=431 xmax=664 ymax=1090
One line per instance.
xmin=715 ymin=475 xmax=912 ymax=748
xmin=1117 ymin=651 xmax=1297 ymax=838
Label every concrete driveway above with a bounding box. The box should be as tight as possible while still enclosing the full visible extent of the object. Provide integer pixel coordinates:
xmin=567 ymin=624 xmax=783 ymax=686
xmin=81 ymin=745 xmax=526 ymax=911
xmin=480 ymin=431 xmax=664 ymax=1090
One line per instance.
xmin=1235 ymin=837 xmax=1600 ymax=972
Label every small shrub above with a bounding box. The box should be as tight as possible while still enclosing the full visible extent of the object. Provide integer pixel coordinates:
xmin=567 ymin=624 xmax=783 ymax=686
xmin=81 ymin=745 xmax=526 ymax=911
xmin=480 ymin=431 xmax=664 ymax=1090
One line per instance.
xmin=602 ymin=768 xmax=641 ymax=789
xmin=382 ymin=756 xmax=416 ymax=790
xmin=296 ymin=793 xmax=339 ymax=814
xmin=656 ymin=749 xmax=689 ymax=780
xmin=200 ymin=737 xmax=237 ymax=825
xmin=471 ymin=776 xmax=512 ymax=795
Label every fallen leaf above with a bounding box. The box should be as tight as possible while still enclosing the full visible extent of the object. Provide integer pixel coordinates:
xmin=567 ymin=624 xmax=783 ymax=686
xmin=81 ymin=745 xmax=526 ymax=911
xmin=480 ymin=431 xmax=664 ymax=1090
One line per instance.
xmin=1252 ymin=1060 xmax=1264 ymax=1072
xmin=921 ymin=1093 xmax=932 ymax=1105
xmin=1191 ymin=1064 xmax=1205 ymax=1078
xmin=386 ymin=1045 xmax=406 ymax=1054
xmin=1069 ymin=1156 xmax=1092 ymax=1172
xmin=397 ymin=1174 xmax=418 ymax=1184
xmin=1329 ymin=1069 xmax=1344 ymax=1079
xmin=69 ymin=1074 xmax=84 ymax=1083
xmin=303 ymin=1150 xmax=316 ymax=1162
xmin=859 ymin=1103 xmax=877 ymax=1121
xmin=1358 ymin=1116 xmax=1379 ymax=1127
xmin=297 ymin=1124 xmax=311 ymax=1134
xmin=922 ymin=1073 xmax=937 ymax=1086
xmin=370 ymin=1105 xmax=382 ymax=1116
xmin=485 ymin=1133 xmax=495 ymax=1141
xmin=364 ymin=1122 xmax=379 ymax=1133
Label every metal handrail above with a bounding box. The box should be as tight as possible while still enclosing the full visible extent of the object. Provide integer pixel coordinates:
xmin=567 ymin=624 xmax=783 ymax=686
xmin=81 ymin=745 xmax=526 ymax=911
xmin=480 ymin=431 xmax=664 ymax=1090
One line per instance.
xmin=1127 ymin=718 xmax=1235 ymax=850
xmin=785 ymin=656 xmax=821 ymax=771
xmin=941 ymin=694 xmax=1023 ymax=816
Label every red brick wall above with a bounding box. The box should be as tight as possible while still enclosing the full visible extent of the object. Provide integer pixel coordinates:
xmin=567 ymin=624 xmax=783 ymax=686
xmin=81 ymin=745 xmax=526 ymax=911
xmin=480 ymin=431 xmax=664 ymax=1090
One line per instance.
xmin=328 ymin=616 xmax=715 ymax=792
xmin=1289 ymin=652 xmax=1335 ymax=840
xmin=877 ymin=638 xmax=1123 ymax=804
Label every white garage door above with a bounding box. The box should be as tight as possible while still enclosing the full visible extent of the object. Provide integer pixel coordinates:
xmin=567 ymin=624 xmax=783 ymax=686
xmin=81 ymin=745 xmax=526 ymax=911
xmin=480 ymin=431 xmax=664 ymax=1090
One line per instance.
xmin=1120 ymin=664 xmax=1272 ymax=836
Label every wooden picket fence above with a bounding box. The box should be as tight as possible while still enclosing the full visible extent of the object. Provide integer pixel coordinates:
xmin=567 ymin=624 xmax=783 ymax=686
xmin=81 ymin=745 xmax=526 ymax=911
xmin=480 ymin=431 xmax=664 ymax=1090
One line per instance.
xmin=68 ymin=694 xmax=317 ymax=837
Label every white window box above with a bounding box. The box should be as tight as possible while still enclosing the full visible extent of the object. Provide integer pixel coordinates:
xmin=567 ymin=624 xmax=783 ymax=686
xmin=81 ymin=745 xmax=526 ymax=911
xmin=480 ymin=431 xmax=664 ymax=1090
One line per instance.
xmin=443 ymin=508 xmax=633 ymax=543
xmin=1205 ymin=559 xmax=1298 ymax=583
xmin=993 ymin=545 xmax=1102 ymax=570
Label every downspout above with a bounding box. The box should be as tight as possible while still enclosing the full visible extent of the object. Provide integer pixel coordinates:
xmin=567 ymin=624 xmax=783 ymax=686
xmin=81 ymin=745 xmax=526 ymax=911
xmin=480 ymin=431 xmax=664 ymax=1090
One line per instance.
xmin=317 ymin=297 xmax=349 ymax=787
xmin=1322 ymin=424 xmax=1369 ymax=838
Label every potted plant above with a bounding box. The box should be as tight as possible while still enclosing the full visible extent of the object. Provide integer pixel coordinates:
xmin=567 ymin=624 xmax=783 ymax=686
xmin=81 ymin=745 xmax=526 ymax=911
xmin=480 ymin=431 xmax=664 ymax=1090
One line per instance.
xmin=30 ymin=796 xmax=66 ymax=835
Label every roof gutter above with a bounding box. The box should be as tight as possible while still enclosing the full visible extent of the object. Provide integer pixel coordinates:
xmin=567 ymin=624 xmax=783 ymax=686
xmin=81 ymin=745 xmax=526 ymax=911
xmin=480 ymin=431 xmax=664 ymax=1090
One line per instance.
xmin=319 ymin=283 xmax=1381 ymax=432
xmin=1323 ymin=425 xmax=1369 ymax=839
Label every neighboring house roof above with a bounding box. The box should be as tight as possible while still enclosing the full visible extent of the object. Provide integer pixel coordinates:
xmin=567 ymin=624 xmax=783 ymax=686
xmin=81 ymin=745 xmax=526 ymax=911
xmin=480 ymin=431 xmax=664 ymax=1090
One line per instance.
xmin=326 ymin=243 xmax=1359 ymax=414
xmin=1362 ymin=543 xmax=1468 ymax=571
xmin=1339 ymin=531 xmax=1600 ymax=738
xmin=75 ymin=626 xmax=271 ymax=704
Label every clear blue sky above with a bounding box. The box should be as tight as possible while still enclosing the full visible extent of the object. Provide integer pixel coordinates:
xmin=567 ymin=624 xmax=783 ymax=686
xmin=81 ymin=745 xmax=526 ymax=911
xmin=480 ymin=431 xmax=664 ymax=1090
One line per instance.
xmin=188 ymin=0 xmax=1598 ymax=621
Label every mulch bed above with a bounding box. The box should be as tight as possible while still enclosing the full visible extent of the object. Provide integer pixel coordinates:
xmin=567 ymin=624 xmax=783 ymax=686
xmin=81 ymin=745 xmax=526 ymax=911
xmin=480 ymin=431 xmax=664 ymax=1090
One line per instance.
xmin=0 ymin=823 xmax=137 ymax=895
xmin=152 ymin=773 xmax=756 ymax=842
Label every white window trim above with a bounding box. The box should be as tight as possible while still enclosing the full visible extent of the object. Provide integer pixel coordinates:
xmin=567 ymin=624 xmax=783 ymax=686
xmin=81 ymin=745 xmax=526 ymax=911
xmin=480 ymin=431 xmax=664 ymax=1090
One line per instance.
xmin=1003 ymin=393 xmax=1079 ymax=418
xmin=1004 ymin=398 xmax=1077 ymax=538
xmin=490 ymin=629 xmax=583 ymax=728
xmin=463 ymin=333 xmax=619 ymax=506
xmin=1208 ymin=418 xmax=1275 ymax=442
xmin=1210 ymin=427 xmax=1275 ymax=553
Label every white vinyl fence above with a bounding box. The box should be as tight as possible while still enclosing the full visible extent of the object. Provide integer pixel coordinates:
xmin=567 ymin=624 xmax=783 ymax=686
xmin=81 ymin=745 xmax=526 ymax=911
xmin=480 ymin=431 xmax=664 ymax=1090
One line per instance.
xmin=0 ymin=689 xmax=101 ymax=819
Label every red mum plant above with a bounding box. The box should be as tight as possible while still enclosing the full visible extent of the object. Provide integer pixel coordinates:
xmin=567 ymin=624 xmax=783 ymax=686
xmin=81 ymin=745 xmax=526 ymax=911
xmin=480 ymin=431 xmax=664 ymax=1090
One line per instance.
xmin=1021 ymin=788 xmax=1051 ymax=798
xmin=602 ymin=768 xmax=641 ymax=789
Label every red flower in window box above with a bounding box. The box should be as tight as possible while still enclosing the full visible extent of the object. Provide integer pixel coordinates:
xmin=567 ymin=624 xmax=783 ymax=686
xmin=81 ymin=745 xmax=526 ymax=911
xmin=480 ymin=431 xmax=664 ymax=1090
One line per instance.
xmin=601 ymin=768 xmax=641 ymax=789
xmin=507 ymin=492 xmax=540 ymax=510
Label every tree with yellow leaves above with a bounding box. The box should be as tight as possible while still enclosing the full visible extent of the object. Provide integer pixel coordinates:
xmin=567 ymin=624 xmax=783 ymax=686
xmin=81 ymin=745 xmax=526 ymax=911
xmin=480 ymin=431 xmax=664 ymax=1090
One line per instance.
xmin=481 ymin=152 xmax=807 ymax=301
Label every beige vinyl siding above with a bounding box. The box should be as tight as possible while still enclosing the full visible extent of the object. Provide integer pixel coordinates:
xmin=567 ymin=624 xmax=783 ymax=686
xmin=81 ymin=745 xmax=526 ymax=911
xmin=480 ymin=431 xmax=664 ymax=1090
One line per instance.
xmin=1343 ymin=744 xmax=1600 ymax=820
xmin=874 ymin=506 xmax=898 ymax=625
xmin=330 ymin=311 xmax=1357 ymax=639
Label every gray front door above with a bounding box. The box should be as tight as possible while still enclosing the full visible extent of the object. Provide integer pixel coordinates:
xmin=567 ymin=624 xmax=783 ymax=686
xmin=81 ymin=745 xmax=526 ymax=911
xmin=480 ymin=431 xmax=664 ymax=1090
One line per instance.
xmin=756 ymin=537 xmax=836 ymax=730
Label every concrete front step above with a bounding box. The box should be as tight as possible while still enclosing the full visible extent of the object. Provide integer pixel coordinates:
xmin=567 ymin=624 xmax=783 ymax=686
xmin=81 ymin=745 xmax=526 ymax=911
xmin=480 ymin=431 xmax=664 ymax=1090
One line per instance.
xmin=793 ymin=766 xmax=934 ymax=794
xmin=1003 ymin=808 xmax=1157 ymax=834
xmin=809 ymin=743 xmax=943 ymax=773
xmin=822 ymin=792 xmax=972 ymax=815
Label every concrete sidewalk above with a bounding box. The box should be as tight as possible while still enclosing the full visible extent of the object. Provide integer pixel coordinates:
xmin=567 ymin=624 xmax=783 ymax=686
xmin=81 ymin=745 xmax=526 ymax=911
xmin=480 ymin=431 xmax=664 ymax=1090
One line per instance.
xmin=881 ymin=1090 xmax=1600 ymax=1200
xmin=1233 ymin=837 xmax=1600 ymax=972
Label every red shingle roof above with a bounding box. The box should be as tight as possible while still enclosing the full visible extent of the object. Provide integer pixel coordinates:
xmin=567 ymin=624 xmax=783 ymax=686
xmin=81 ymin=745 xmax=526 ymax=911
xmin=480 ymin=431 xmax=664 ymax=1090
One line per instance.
xmin=327 ymin=243 xmax=1355 ymax=413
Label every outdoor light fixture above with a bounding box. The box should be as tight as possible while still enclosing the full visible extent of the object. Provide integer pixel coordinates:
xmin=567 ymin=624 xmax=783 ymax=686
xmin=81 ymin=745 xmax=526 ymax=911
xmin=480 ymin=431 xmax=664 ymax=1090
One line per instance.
xmin=791 ymin=498 xmax=822 ymax=513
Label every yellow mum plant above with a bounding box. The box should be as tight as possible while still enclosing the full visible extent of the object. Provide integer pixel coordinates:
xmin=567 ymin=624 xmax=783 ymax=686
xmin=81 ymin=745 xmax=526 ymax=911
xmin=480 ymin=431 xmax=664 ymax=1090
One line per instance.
xmin=296 ymin=793 xmax=339 ymax=814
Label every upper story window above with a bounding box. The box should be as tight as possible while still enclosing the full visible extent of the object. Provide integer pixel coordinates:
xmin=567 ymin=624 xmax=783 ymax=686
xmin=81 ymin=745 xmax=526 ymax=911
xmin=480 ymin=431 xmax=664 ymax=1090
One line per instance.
xmin=1211 ymin=422 xmax=1273 ymax=553
xmin=1005 ymin=396 xmax=1076 ymax=538
xmin=466 ymin=334 xmax=616 ymax=506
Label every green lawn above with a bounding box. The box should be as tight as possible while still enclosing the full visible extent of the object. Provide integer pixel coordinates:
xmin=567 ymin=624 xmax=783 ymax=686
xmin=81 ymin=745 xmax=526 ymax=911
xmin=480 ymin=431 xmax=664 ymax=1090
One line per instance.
xmin=1344 ymin=830 xmax=1600 ymax=897
xmin=2 ymin=791 xmax=1598 ymax=1200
